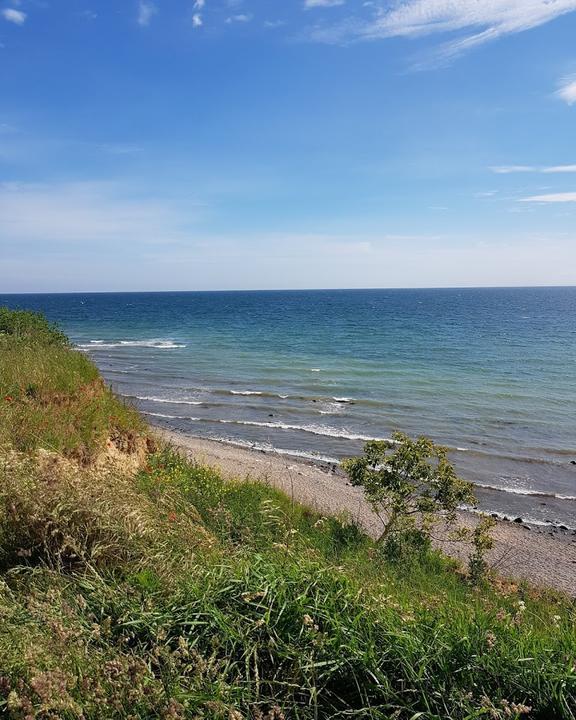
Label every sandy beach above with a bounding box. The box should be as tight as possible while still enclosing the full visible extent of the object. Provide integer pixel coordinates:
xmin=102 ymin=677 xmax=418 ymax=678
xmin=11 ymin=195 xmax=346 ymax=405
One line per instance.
xmin=157 ymin=428 xmax=576 ymax=596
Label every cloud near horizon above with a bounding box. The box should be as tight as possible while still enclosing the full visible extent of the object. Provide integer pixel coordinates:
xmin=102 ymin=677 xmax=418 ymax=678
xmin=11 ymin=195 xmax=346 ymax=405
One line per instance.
xmin=306 ymin=0 xmax=576 ymax=61
xmin=0 ymin=181 xmax=194 ymax=245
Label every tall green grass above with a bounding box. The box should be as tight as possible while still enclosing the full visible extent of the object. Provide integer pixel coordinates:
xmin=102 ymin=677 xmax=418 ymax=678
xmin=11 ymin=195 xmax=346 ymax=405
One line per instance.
xmin=0 ymin=307 xmax=144 ymax=461
xmin=0 ymin=308 xmax=574 ymax=719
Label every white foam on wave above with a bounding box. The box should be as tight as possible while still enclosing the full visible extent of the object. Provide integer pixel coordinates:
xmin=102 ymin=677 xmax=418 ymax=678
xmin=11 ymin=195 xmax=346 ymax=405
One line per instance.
xmin=78 ymin=339 xmax=186 ymax=350
xmin=142 ymin=411 xmax=198 ymax=420
xmin=136 ymin=395 xmax=203 ymax=406
xmin=214 ymin=418 xmax=388 ymax=442
xmin=465 ymin=506 xmax=575 ymax=531
xmin=216 ymin=437 xmax=340 ymax=465
xmin=144 ymin=410 xmax=386 ymax=442
xmin=319 ymin=402 xmax=346 ymax=416
xmin=474 ymin=481 xmax=576 ymax=501
xmin=230 ymin=390 xmax=263 ymax=396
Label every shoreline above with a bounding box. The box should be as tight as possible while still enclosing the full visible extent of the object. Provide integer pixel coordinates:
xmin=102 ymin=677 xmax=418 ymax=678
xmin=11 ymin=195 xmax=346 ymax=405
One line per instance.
xmin=156 ymin=427 xmax=576 ymax=596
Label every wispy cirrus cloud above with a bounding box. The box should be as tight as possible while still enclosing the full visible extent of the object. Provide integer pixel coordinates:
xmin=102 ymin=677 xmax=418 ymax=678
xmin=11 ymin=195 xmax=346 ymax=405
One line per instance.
xmin=520 ymin=192 xmax=576 ymax=203
xmin=225 ymin=13 xmax=252 ymax=24
xmin=491 ymin=165 xmax=576 ymax=174
xmin=306 ymin=1 xmax=576 ymax=62
xmin=304 ymin=0 xmax=345 ymax=8
xmin=556 ymin=76 xmax=576 ymax=105
xmin=137 ymin=1 xmax=157 ymax=27
xmin=1 ymin=8 xmax=26 ymax=25
xmin=0 ymin=181 xmax=197 ymax=245
xmin=490 ymin=165 xmax=536 ymax=174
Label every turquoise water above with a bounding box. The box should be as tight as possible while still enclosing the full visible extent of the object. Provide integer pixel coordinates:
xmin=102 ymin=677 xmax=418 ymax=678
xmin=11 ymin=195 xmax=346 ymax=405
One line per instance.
xmin=2 ymin=288 xmax=575 ymax=528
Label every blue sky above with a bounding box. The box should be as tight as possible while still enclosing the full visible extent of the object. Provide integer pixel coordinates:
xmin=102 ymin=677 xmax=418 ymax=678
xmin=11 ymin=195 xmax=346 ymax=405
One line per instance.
xmin=1 ymin=0 xmax=576 ymax=291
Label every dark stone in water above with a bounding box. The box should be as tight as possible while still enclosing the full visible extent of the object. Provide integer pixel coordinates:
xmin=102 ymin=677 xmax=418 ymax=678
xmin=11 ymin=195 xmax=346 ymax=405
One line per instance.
xmin=559 ymin=525 xmax=568 ymax=531
xmin=513 ymin=517 xmax=523 ymax=524
xmin=490 ymin=513 xmax=499 ymax=519
xmin=570 ymin=460 xmax=576 ymax=465
xmin=268 ymin=414 xmax=274 ymax=417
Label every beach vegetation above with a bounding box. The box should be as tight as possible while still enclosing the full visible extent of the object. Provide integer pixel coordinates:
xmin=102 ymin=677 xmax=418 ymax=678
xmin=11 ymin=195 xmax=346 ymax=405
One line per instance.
xmin=0 ymin=308 xmax=574 ymax=719
xmin=0 ymin=307 xmax=144 ymax=462
xmin=342 ymin=433 xmax=476 ymax=558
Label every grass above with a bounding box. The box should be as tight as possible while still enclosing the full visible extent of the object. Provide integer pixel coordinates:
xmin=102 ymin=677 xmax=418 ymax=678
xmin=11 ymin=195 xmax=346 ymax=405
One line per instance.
xmin=0 ymin=309 xmax=144 ymax=461
xmin=0 ymin=307 xmax=574 ymax=719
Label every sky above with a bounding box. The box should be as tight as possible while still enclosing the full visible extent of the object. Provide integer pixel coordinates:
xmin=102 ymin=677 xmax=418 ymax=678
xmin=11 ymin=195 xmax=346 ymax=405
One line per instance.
xmin=1 ymin=0 xmax=576 ymax=292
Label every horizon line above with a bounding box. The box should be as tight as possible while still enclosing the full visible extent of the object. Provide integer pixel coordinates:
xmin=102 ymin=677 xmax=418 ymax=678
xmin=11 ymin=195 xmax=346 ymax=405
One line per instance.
xmin=1 ymin=284 xmax=576 ymax=296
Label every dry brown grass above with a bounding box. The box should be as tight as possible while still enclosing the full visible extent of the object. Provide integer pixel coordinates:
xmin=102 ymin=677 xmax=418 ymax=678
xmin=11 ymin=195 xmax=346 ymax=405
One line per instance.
xmin=0 ymin=447 xmax=214 ymax=576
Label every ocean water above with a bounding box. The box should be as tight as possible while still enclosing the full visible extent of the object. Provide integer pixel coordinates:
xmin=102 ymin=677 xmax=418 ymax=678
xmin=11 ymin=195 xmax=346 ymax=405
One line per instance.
xmin=2 ymin=288 xmax=575 ymax=529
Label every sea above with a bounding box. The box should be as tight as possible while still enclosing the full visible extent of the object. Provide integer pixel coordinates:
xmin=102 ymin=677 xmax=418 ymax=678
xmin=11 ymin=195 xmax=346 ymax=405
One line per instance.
xmin=2 ymin=288 xmax=575 ymax=530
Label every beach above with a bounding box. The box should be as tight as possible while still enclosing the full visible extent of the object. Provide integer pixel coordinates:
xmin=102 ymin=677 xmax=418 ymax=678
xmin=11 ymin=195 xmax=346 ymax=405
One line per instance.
xmin=158 ymin=428 xmax=576 ymax=596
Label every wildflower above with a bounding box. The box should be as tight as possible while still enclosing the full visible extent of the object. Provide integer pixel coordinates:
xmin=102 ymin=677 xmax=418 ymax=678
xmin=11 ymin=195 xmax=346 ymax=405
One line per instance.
xmin=164 ymin=699 xmax=186 ymax=719
xmin=4 ymin=395 xmax=13 ymax=402
xmin=510 ymin=702 xmax=532 ymax=716
xmin=500 ymin=699 xmax=532 ymax=717
xmin=303 ymin=614 xmax=319 ymax=631
xmin=485 ymin=631 xmax=496 ymax=648
xmin=516 ymin=600 xmax=526 ymax=612
xmin=168 ymin=512 xmax=178 ymax=522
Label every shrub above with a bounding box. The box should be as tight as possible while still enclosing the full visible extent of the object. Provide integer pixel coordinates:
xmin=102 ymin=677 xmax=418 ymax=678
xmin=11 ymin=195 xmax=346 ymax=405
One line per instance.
xmin=342 ymin=432 xmax=476 ymax=557
xmin=0 ymin=307 xmax=68 ymax=347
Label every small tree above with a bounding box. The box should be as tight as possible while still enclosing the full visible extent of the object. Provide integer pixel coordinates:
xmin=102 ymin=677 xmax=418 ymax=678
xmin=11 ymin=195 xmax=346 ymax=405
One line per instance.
xmin=342 ymin=432 xmax=475 ymax=557
xmin=468 ymin=515 xmax=496 ymax=585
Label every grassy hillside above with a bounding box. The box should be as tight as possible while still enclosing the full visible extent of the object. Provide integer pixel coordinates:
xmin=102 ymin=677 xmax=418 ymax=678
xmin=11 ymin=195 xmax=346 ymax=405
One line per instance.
xmin=0 ymin=308 xmax=574 ymax=719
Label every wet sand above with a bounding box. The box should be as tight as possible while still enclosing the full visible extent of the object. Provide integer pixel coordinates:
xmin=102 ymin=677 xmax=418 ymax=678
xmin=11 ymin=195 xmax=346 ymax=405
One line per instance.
xmin=157 ymin=428 xmax=576 ymax=596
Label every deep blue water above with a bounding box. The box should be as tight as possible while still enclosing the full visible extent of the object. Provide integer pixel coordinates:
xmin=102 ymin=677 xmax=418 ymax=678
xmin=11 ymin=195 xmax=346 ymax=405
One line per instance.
xmin=2 ymin=288 xmax=575 ymax=528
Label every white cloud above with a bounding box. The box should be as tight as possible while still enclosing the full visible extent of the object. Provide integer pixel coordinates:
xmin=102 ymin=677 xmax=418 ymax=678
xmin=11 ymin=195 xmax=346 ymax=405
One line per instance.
xmin=556 ymin=77 xmax=576 ymax=105
xmin=490 ymin=165 xmax=535 ymax=174
xmin=305 ymin=0 xmax=345 ymax=8
xmin=193 ymin=0 xmax=205 ymax=8
xmin=0 ymin=182 xmax=195 ymax=244
xmin=192 ymin=13 xmax=203 ymax=27
xmin=1 ymin=8 xmax=26 ymax=25
xmin=520 ymin=192 xmax=576 ymax=203
xmin=491 ymin=164 xmax=576 ymax=174
xmin=137 ymin=1 xmax=156 ymax=27
xmin=542 ymin=165 xmax=576 ymax=173
xmin=225 ymin=13 xmax=252 ymax=23
xmin=307 ymin=1 xmax=576 ymax=59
